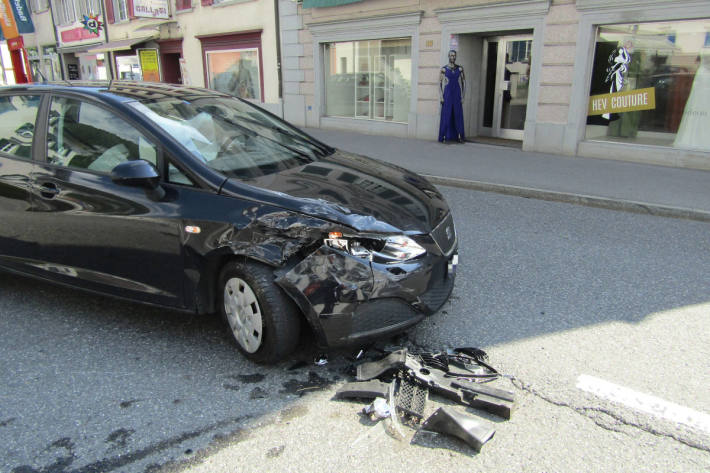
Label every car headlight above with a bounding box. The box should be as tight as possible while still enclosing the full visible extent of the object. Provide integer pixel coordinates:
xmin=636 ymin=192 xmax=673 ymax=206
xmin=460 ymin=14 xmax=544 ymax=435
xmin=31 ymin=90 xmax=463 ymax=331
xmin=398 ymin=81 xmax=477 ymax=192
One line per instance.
xmin=324 ymin=232 xmax=425 ymax=263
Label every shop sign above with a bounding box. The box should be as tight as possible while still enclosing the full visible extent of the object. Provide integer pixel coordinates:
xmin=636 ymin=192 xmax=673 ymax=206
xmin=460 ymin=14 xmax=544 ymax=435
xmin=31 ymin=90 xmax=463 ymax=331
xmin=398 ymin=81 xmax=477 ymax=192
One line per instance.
xmin=133 ymin=0 xmax=168 ymax=19
xmin=138 ymin=48 xmax=160 ymax=82
xmin=0 ymin=0 xmax=19 ymax=39
xmin=60 ymin=26 xmax=101 ymax=43
xmin=588 ymin=87 xmax=656 ymax=116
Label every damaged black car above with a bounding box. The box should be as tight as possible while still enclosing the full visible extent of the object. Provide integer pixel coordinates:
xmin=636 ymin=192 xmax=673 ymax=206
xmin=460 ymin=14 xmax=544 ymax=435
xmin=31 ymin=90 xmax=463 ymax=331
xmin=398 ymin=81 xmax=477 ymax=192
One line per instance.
xmin=0 ymin=82 xmax=458 ymax=362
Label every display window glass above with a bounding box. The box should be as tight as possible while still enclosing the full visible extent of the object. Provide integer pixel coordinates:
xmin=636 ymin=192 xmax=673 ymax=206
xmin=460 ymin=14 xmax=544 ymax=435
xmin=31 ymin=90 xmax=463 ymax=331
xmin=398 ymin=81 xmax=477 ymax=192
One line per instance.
xmin=324 ymin=38 xmax=411 ymax=123
xmin=586 ymin=19 xmax=710 ymax=152
xmin=206 ymin=48 xmax=261 ymax=101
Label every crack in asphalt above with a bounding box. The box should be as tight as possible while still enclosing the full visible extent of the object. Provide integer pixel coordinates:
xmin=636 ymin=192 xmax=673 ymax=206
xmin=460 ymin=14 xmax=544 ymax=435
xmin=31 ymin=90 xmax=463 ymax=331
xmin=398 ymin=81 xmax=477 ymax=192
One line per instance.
xmin=510 ymin=377 xmax=710 ymax=454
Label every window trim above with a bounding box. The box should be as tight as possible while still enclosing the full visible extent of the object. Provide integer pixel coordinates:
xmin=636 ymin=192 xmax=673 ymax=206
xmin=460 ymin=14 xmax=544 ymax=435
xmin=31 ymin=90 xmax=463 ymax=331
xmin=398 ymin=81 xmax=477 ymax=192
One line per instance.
xmin=0 ymin=92 xmax=44 ymax=163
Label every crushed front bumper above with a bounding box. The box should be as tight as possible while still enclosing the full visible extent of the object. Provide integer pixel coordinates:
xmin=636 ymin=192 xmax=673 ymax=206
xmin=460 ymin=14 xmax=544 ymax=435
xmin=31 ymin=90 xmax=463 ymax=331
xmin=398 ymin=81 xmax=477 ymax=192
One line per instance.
xmin=276 ymin=233 xmax=457 ymax=347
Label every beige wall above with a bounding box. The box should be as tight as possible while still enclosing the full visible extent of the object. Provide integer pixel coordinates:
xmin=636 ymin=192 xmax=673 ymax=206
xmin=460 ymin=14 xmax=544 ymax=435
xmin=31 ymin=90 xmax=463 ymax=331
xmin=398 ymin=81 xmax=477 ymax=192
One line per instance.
xmin=107 ymin=0 xmax=280 ymax=105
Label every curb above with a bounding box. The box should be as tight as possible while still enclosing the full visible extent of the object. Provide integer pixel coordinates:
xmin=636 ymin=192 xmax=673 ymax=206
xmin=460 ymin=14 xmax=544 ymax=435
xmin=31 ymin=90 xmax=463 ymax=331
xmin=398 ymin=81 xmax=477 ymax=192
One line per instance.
xmin=424 ymin=175 xmax=710 ymax=223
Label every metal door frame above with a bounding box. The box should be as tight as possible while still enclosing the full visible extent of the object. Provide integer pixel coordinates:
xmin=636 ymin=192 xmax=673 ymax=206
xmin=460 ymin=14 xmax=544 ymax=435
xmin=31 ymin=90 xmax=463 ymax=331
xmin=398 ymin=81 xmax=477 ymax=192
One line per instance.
xmin=478 ymin=34 xmax=533 ymax=140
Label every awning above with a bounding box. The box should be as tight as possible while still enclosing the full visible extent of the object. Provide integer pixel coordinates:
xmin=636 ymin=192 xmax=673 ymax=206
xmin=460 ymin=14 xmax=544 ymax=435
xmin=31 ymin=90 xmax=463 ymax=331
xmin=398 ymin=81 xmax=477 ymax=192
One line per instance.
xmin=57 ymin=42 xmax=103 ymax=54
xmin=85 ymin=36 xmax=157 ymax=54
xmin=302 ymin=0 xmax=363 ymax=8
xmin=133 ymin=20 xmax=178 ymax=33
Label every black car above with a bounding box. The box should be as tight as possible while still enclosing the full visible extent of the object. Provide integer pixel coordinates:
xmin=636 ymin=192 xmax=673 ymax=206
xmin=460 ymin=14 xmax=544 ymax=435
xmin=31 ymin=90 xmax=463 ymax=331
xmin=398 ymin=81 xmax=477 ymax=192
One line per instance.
xmin=0 ymin=82 xmax=457 ymax=362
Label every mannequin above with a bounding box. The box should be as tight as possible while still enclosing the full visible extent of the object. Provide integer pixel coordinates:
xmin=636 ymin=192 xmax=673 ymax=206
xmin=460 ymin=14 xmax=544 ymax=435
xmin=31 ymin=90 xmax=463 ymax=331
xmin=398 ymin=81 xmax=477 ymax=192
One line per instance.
xmin=674 ymin=49 xmax=710 ymax=151
xmin=438 ymin=50 xmax=466 ymax=143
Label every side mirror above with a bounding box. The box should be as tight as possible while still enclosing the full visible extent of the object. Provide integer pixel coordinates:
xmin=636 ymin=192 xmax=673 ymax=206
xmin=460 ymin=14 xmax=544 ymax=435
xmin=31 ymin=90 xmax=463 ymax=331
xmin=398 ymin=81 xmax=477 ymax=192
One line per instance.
xmin=111 ymin=160 xmax=165 ymax=200
xmin=111 ymin=159 xmax=160 ymax=188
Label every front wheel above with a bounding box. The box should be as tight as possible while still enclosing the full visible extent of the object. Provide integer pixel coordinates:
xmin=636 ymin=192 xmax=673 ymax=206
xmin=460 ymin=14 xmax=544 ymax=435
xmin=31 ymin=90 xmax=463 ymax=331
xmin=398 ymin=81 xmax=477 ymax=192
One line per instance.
xmin=219 ymin=260 xmax=300 ymax=363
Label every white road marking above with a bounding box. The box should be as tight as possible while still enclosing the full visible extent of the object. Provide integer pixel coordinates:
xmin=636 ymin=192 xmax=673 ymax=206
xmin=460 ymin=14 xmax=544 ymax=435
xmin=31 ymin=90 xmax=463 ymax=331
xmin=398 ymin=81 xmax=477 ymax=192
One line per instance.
xmin=576 ymin=374 xmax=710 ymax=435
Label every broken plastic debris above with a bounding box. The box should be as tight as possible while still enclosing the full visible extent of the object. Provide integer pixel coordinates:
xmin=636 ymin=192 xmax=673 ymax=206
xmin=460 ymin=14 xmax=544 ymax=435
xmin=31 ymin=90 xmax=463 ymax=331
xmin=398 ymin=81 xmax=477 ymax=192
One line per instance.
xmin=314 ymin=354 xmax=328 ymax=366
xmin=362 ymin=398 xmax=391 ymax=419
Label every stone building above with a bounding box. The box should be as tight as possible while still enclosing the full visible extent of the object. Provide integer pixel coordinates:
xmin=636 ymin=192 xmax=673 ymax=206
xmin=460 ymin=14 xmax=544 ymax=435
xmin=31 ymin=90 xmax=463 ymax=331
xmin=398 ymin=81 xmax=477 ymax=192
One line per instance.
xmin=279 ymin=0 xmax=710 ymax=169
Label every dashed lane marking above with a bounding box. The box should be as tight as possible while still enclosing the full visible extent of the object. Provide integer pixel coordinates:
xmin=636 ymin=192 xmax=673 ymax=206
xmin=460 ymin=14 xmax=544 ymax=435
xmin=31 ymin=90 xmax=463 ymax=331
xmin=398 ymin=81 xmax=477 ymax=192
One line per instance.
xmin=576 ymin=374 xmax=710 ymax=435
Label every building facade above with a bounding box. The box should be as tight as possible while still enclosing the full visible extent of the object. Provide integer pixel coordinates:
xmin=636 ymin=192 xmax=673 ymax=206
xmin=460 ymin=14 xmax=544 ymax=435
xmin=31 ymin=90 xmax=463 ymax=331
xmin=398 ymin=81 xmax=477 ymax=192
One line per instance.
xmin=12 ymin=0 xmax=283 ymax=113
xmin=281 ymin=0 xmax=710 ymax=170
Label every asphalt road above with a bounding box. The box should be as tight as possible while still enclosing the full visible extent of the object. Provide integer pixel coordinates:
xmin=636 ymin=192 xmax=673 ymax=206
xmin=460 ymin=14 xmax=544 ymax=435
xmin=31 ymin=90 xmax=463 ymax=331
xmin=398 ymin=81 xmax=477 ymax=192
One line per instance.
xmin=1 ymin=186 xmax=709 ymax=473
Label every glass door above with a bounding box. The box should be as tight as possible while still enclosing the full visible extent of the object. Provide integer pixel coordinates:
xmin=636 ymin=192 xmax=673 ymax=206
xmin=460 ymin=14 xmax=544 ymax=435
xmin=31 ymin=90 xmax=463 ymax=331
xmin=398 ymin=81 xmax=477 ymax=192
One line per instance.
xmin=480 ymin=36 xmax=533 ymax=140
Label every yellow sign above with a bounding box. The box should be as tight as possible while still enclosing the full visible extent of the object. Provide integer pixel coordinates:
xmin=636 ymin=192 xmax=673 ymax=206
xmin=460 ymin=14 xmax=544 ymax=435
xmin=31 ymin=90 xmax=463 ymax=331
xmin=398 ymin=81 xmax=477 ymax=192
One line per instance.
xmin=0 ymin=0 xmax=20 ymax=40
xmin=588 ymin=87 xmax=656 ymax=116
xmin=138 ymin=48 xmax=160 ymax=82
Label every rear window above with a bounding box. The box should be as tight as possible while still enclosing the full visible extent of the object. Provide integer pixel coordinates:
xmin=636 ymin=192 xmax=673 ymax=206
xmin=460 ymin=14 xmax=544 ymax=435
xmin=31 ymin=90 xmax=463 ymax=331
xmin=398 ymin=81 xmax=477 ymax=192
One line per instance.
xmin=0 ymin=95 xmax=41 ymax=160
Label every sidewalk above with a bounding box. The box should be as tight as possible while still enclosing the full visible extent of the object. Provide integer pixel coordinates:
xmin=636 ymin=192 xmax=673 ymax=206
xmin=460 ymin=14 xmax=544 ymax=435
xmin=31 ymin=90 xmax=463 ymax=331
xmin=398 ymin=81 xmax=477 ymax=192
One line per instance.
xmin=305 ymin=128 xmax=710 ymax=222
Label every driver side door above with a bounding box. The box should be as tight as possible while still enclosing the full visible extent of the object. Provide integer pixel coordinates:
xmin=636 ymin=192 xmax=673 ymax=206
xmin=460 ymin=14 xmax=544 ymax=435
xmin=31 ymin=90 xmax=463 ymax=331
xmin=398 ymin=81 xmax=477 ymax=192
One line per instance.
xmin=29 ymin=94 xmax=185 ymax=307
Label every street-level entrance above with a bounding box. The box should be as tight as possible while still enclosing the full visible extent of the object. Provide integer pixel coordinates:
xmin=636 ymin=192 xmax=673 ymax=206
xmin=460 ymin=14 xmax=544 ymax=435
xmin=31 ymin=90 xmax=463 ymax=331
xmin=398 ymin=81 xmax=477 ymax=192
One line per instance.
xmin=479 ymin=35 xmax=533 ymax=141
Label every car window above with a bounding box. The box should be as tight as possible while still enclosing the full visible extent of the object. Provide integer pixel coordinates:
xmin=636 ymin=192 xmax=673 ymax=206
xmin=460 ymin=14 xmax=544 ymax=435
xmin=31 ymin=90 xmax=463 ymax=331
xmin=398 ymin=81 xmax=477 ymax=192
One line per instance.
xmin=0 ymin=95 xmax=41 ymax=160
xmin=168 ymin=162 xmax=195 ymax=186
xmin=130 ymin=98 xmax=326 ymax=180
xmin=47 ymin=97 xmax=158 ymax=173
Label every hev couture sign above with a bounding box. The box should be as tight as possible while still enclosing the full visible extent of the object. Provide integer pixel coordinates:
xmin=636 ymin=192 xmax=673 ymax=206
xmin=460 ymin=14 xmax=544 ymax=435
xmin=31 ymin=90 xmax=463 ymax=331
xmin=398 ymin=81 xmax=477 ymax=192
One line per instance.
xmin=133 ymin=0 xmax=168 ymax=18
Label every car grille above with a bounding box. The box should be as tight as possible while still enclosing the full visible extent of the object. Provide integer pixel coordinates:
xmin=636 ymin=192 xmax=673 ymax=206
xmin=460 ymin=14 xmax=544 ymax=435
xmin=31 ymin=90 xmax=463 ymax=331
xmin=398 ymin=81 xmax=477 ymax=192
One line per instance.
xmin=430 ymin=213 xmax=457 ymax=256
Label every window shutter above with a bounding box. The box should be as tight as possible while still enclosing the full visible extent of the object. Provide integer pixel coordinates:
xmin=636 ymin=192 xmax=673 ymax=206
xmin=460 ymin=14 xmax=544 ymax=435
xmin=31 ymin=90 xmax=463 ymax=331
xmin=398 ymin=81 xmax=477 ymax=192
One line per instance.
xmin=126 ymin=0 xmax=137 ymax=18
xmin=104 ymin=0 xmax=115 ymax=24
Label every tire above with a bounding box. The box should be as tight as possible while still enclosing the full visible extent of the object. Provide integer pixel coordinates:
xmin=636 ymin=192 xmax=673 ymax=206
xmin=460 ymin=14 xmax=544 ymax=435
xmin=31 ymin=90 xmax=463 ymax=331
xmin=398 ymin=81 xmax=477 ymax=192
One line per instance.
xmin=218 ymin=260 xmax=301 ymax=363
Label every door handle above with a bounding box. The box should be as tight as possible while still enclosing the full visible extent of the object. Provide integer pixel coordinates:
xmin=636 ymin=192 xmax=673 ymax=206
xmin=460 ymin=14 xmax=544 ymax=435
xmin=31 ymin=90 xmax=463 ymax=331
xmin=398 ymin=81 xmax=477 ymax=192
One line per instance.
xmin=38 ymin=182 xmax=61 ymax=199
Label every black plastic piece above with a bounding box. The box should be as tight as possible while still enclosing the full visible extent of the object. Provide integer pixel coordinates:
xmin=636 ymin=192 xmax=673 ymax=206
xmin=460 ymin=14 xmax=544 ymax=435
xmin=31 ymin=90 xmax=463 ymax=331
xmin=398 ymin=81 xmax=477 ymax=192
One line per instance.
xmin=356 ymin=350 xmax=408 ymax=381
xmin=395 ymin=376 xmax=428 ymax=420
xmin=421 ymin=407 xmax=496 ymax=451
xmin=334 ymin=380 xmax=392 ymax=400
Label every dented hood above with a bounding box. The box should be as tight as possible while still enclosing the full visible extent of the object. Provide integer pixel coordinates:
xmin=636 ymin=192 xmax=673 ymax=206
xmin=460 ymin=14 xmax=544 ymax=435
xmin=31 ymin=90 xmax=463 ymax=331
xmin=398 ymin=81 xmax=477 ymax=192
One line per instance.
xmin=219 ymin=150 xmax=449 ymax=233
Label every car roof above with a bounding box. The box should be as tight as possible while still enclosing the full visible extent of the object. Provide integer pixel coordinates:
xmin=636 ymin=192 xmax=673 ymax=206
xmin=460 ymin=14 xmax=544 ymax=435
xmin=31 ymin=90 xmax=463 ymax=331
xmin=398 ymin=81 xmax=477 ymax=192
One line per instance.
xmin=0 ymin=81 xmax=230 ymax=104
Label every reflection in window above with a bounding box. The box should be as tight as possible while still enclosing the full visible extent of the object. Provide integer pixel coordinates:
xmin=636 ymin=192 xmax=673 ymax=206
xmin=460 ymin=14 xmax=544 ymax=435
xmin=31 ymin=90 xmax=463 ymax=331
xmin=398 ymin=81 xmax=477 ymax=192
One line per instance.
xmin=0 ymin=95 xmax=40 ymax=159
xmin=47 ymin=97 xmax=157 ymax=172
xmin=324 ymin=38 xmax=412 ymax=123
xmin=586 ymin=19 xmax=710 ymax=151
xmin=206 ymin=49 xmax=261 ymax=100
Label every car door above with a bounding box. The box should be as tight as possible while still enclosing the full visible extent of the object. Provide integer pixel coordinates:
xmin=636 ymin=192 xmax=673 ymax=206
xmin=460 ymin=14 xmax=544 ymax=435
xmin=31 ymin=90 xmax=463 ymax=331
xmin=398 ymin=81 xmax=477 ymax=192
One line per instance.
xmin=0 ymin=93 xmax=42 ymax=274
xmin=29 ymin=94 xmax=185 ymax=307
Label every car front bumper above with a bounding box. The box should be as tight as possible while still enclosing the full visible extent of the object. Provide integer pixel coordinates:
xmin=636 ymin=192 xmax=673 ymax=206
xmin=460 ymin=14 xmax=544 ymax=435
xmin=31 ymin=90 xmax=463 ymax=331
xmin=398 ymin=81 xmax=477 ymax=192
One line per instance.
xmin=276 ymin=240 xmax=457 ymax=347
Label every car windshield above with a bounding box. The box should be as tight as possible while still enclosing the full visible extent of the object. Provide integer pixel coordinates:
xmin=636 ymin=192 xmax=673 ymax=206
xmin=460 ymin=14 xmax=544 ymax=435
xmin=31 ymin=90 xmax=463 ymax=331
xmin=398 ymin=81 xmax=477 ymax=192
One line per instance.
xmin=130 ymin=96 xmax=331 ymax=179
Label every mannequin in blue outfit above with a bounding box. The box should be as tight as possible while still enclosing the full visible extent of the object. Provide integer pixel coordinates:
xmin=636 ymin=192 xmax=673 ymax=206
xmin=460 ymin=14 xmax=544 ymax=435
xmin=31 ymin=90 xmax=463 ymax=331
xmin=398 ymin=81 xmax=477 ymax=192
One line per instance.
xmin=438 ymin=50 xmax=466 ymax=143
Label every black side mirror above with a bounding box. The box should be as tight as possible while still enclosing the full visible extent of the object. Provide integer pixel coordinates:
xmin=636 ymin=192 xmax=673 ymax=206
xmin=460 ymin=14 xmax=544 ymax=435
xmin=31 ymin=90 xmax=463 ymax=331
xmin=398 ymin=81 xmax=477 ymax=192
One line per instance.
xmin=111 ymin=160 xmax=165 ymax=200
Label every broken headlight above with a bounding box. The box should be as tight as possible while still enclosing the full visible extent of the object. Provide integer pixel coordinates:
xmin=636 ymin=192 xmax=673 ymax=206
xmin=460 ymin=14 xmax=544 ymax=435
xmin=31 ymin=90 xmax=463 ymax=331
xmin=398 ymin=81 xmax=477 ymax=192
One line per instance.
xmin=324 ymin=232 xmax=425 ymax=263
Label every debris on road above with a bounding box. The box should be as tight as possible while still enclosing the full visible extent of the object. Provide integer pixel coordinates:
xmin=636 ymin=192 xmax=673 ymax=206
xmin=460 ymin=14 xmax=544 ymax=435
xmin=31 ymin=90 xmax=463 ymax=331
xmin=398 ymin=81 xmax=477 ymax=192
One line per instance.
xmin=333 ymin=347 xmax=514 ymax=453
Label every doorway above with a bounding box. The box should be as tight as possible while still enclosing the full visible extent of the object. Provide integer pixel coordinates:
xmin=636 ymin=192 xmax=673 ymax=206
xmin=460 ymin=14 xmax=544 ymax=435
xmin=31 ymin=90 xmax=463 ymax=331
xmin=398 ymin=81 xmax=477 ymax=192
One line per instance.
xmin=479 ymin=35 xmax=533 ymax=140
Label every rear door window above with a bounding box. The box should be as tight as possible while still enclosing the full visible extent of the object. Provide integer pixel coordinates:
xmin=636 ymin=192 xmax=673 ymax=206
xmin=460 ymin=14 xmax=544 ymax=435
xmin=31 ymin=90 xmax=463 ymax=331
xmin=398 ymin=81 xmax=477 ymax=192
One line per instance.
xmin=47 ymin=97 xmax=158 ymax=172
xmin=0 ymin=95 xmax=41 ymax=160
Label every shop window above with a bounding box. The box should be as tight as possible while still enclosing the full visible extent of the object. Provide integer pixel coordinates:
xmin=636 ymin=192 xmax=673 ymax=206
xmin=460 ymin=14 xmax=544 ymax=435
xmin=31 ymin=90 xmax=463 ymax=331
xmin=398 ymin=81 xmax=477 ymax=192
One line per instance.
xmin=586 ymin=19 xmax=710 ymax=152
xmin=175 ymin=0 xmax=191 ymax=10
xmin=323 ymin=38 xmax=411 ymax=123
xmin=201 ymin=33 xmax=263 ymax=101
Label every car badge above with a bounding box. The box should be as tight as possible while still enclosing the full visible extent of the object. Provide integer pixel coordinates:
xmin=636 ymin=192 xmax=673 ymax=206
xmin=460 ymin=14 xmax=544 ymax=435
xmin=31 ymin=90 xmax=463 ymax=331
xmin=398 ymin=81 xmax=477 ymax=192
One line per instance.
xmin=185 ymin=226 xmax=201 ymax=234
xmin=445 ymin=225 xmax=453 ymax=240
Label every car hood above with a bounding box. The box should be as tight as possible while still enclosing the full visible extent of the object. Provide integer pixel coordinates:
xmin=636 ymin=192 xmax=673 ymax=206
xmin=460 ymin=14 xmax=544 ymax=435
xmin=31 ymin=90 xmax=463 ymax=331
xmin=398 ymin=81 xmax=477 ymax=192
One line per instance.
xmin=219 ymin=150 xmax=450 ymax=234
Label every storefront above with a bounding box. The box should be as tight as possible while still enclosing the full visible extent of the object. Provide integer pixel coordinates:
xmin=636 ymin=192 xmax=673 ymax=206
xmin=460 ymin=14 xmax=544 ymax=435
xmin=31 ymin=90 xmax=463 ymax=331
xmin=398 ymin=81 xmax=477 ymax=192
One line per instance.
xmin=583 ymin=18 xmax=710 ymax=154
xmin=198 ymin=31 xmax=264 ymax=102
xmin=285 ymin=0 xmax=710 ymax=169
